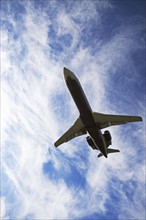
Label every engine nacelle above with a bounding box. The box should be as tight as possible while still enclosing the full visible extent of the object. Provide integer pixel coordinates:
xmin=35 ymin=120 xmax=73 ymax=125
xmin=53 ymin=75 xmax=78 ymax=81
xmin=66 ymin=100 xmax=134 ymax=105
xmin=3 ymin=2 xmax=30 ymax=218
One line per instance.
xmin=86 ymin=136 xmax=96 ymax=150
xmin=103 ymin=130 xmax=112 ymax=147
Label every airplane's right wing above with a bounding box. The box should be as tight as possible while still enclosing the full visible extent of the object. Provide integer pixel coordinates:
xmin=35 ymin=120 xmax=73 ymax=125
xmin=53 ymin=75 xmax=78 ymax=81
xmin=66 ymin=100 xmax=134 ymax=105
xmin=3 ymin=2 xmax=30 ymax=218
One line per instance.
xmin=54 ymin=117 xmax=86 ymax=147
xmin=92 ymin=112 xmax=142 ymax=129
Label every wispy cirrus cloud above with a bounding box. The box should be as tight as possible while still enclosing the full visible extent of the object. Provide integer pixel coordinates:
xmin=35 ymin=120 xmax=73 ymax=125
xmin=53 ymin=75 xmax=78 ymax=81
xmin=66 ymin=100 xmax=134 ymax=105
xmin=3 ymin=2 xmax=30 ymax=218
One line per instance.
xmin=1 ymin=0 xmax=145 ymax=219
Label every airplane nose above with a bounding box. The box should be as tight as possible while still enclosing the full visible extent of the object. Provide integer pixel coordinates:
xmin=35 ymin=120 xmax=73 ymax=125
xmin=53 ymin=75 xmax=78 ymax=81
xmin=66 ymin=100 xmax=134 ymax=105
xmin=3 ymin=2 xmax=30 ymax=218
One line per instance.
xmin=63 ymin=67 xmax=68 ymax=74
xmin=63 ymin=67 xmax=77 ymax=81
xmin=64 ymin=67 xmax=71 ymax=80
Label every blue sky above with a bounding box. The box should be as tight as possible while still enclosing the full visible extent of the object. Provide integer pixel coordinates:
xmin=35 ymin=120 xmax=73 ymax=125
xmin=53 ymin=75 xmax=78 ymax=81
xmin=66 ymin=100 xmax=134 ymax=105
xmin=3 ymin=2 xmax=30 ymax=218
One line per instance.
xmin=1 ymin=0 xmax=145 ymax=219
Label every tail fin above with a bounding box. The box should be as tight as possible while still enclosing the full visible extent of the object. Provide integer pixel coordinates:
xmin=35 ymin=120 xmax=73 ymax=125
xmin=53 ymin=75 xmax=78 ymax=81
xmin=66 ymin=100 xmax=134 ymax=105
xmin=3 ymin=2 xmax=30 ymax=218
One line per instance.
xmin=98 ymin=148 xmax=120 ymax=158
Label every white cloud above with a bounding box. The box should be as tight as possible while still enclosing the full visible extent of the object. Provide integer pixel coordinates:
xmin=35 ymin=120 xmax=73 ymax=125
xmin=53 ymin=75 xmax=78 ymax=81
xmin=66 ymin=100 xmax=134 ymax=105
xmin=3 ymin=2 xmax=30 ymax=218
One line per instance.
xmin=0 ymin=197 xmax=9 ymax=219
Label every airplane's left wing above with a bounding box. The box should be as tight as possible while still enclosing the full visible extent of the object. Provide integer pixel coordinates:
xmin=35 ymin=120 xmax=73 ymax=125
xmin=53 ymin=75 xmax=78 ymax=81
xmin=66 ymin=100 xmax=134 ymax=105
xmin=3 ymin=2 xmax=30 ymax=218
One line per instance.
xmin=92 ymin=112 xmax=142 ymax=129
xmin=54 ymin=117 xmax=86 ymax=147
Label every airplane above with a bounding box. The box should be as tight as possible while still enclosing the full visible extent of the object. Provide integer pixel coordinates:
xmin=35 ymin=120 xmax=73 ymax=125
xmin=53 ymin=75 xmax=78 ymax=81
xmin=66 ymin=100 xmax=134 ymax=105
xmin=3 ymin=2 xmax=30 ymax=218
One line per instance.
xmin=54 ymin=67 xmax=142 ymax=158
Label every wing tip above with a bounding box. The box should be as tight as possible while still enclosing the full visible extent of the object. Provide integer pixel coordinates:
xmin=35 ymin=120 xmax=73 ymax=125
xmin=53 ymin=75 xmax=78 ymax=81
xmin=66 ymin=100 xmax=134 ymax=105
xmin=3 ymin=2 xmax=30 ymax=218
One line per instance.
xmin=54 ymin=142 xmax=59 ymax=147
xmin=139 ymin=116 xmax=143 ymax=121
xmin=135 ymin=116 xmax=143 ymax=122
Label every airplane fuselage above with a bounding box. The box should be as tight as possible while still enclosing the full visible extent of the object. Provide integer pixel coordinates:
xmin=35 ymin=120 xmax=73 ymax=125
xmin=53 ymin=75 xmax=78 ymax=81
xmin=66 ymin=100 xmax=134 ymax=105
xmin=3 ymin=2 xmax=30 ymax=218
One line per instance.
xmin=64 ymin=68 xmax=107 ymax=158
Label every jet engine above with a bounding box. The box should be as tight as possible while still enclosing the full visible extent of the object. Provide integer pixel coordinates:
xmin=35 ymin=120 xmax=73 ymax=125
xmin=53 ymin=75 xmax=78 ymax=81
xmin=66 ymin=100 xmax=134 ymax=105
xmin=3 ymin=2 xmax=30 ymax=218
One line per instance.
xmin=86 ymin=136 xmax=96 ymax=150
xmin=103 ymin=130 xmax=112 ymax=147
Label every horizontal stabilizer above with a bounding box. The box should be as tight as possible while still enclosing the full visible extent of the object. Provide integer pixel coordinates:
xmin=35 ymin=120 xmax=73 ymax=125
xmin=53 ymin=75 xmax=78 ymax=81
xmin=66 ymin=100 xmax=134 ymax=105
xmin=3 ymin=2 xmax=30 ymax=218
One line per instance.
xmin=98 ymin=148 xmax=120 ymax=158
